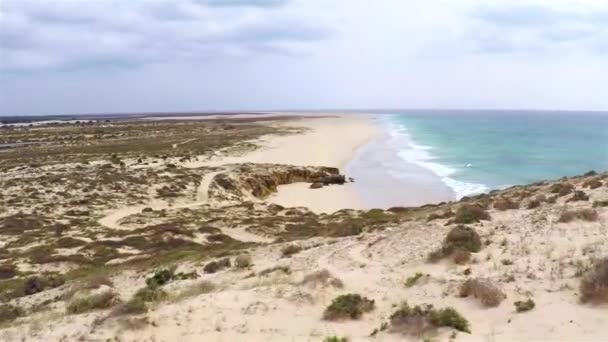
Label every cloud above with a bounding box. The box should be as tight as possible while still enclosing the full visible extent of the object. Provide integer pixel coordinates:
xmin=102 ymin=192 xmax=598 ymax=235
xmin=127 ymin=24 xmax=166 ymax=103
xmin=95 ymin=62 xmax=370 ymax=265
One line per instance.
xmin=0 ymin=0 xmax=329 ymax=72
xmin=469 ymin=4 xmax=608 ymax=55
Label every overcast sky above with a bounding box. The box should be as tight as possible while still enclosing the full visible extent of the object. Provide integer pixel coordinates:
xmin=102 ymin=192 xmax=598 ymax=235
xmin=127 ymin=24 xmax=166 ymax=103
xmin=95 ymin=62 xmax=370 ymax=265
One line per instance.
xmin=1 ymin=0 xmax=607 ymax=116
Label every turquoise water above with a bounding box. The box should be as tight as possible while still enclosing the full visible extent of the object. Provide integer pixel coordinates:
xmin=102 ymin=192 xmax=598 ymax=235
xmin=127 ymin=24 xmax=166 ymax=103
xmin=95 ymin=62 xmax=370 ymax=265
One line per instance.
xmin=381 ymin=111 xmax=608 ymax=198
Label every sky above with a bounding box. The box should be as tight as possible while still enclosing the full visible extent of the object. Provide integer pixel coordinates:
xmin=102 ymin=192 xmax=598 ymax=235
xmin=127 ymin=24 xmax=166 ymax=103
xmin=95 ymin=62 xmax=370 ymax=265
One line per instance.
xmin=1 ymin=0 xmax=607 ymax=116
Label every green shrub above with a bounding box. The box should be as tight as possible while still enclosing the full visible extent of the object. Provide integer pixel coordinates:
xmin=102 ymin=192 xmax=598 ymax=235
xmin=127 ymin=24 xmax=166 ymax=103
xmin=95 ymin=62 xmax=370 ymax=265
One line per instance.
xmin=323 ymin=294 xmax=375 ymax=320
xmin=146 ymin=269 xmax=175 ymax=288
xmin=67 ymin=290 xmax=119 ymax=314
xmin=389 ymin=302 xmax=470 ymax=334
xmin=134 ymin=286 xmax=167 ymax=302
xmin=324 ymin=336 xmax=348 ymax=342
xmin=514 ymin=299 xmax=535 ymax=312
xmin=428 ymin=226 xmax=481 ymax=263
xmin=452 ymin=205 xmax=490 ymax=224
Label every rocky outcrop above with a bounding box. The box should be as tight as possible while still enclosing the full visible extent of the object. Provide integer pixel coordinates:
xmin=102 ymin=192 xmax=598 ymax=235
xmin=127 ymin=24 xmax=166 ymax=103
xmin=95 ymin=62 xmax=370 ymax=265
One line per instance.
xmin=208 ymin=163 xmax=343 ymax=202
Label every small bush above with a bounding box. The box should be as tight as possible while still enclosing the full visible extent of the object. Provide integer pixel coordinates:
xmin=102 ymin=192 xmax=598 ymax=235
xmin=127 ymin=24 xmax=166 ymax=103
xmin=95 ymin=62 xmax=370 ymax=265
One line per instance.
xmin=580 ymin=258 xmax=608 ymax=303
xmin=550 ymin=183 xmax=574 ymax=196
xmin=593 ymin=201 xmax=608 ymax=208
xmin=527 ymin=199 xmax=542 ymax=209
xmin=323 ymin=294 xmax=375 ymax=320
xmin=428 ymin=226 xmax=481 ymax=263
xmin=281 ymin=244 xmax=303 ymax=258
xmin=114 ymin=297 xmax=148 ymax=316
xmin=67 ymin=290 xmax=119 ymax=314
xmin=234 ymin=254 xmax=252 ymax=268
xmin=299 ymin=269 xmax=344 ymax=288
xmin=203 ymin=258 xmax=231 ymax=274
xmin=459 ymin=278 xmax=505 ymax=307
xmin=405 ymin=273 xmax=425 ymax=287
xmin=146 ymin=269 xmax=175 ymax=288
xmin=514 ymin=299 xmax=535 ymax=312
xmin=557 ymin=209 xmax=599 ymax=223
xmin=324 ymin=337 xmax=348 ymax=342
xmin=23 ymin=274 xmax=65 ymax=296
xmin=0 ymin=304 xmax=24 ymax=324
xmin=427 ymin=210 xmax=454 ymax=221
xmin=0 ymin=264 xmax=17 ymax=280
xmin=389 ymin=302 xmax=470 ymax=335
xmin=134 ymin=286 xmax=167 ymax=302
xmin=567 ymin=191 xmax=589 ymax=202
xmin=452 ymin=205 xmax=491 ymax=224
xmin=493 ymin=197 xmax=519 ymax=211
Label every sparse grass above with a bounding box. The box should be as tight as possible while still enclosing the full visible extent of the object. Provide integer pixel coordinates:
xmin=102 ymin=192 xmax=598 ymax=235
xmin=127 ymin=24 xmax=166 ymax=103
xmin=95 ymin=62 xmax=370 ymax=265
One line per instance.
xmin=451 ymin=205 xmax=491 ymax=224
xmin=171 ymin=280 xmax=216 ymax=302
xmin=580 ymin=258 xmax=608 ymax=303
xmin=66 ymin=290 xmax=119 ymax=314
xmin=459 ymin=278 xmax=505 ymax=307
xmin=557 ymin=209 xmax=599 ymax=223
xmin=583 ymin=179 xmax=602 ymax=189
xmin=593 ymin=200 xmax=608 ymax=208
xmin=281 ymin=244 xmax=303 ymax=258
xmin=514 ymin=299 xmax=535 ymax=312
xmin=323 ymin=294 xmax=375 ymax=320
xmin=389 ymin=302 xmax=470 ymax=335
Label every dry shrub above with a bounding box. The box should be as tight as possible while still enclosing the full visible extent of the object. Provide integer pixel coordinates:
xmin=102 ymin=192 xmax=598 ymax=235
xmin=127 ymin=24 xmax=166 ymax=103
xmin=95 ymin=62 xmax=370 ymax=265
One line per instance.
xmin=493 ymin=197 xmax=519 ymax=211
xmin=526 ymin=195 xmax=545 ymax=209
xmin=514 ymin=299 xmax=535 ymax=312
xmin=427 ymin=210 xmax=454 ymax=222
xmin=0 ymin=304 xmax=24 ymax=324
xmin=580 ymin=258 xmax=608 ymax=303
xmin=281 ymin=244 xmax=303 ymax=258
xmin=203 ymin=258 xmax=231 ymax=274
xmin=452 ymin=205 xmax=491 ymax=224
xmin=459 ymin=278 xmax=505 ymax=307
xmin=583 ymin=179 xmax=603 ymax=189
xmin=299 ymin=269 xmax=344 ymax=289
xmin=0 ymin=264 xmax=17 ymax=280
xmin=322 ymin=293 xmax=375 ymax=320
xmin=558 ymin=209 xmax=599 ymax=223
xmin=593 ymin=201 xmax=608 ymax=208
xmin=550 ymin=183 xmax=574 ymax=196
xmin=452 ymin=249 xmax=472 ymax=265
xmin=389 ymin=302 xmax=470 ymax=335
xmin=67 ymin=290 xmax=119 ymax=314
xmin=234 ymin=254 xmax=252 ymax=268
xmin=567 ymin=191 xmax=589 ymax=202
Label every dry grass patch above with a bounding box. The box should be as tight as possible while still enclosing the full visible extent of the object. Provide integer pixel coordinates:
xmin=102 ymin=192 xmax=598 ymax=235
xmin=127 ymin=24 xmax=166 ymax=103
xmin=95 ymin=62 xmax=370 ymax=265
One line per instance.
xmin=0 ymin=304 xmax=24 ymax=324
xmin=323 ymin=293 xmax=375 ymax=320
xmin=459 ymin=278 xmax=505 ymax=307
xmin=234 ymin=254 xmax=252 ymax=268
xmin=299 ymin=269 xmax=343 ymax=289
xmin=428 ymin=225 xmax=481 ymax=263
xmin=557 ymin=209 xmax=599 ymax=223
xmin=514 ymin=299 xmax=535 ymax=312
xmin=567 ymin=191 xmax=589 ymax=202
xmin=550 ymin=182 xmax=574 ymax=196
xmin=281 ymin=244 xmax=303 ymax=258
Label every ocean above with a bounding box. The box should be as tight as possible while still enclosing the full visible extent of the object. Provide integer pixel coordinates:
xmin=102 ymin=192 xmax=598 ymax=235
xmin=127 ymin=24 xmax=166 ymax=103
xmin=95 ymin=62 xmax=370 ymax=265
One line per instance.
xmin=347 ymin=111 xmax=608 ymax=207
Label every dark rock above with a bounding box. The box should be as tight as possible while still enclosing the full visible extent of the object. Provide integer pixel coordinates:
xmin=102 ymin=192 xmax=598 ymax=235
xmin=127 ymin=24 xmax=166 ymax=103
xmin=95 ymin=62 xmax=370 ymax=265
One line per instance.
xmin=310 ymin=182 xmax=324 ymax=189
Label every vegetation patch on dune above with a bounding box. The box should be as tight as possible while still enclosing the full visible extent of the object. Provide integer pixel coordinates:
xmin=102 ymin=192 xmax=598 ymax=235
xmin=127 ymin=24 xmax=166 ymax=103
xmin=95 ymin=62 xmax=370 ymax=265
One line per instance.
xmin=323 ymin=294 xmax=375 ymax=320
xmin=389 ymin=302 xmax=470 ymax=335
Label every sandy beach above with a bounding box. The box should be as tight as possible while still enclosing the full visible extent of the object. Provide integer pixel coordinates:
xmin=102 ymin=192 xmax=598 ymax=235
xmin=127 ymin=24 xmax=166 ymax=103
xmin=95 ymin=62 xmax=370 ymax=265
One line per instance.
xmin=188 ymin=114 xmax=380 ymax=213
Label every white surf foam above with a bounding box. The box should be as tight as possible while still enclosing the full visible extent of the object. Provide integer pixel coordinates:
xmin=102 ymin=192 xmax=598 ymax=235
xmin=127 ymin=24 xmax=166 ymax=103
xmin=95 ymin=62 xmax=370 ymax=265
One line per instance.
xmin=381 ymin=117 xmax=489 ymax=199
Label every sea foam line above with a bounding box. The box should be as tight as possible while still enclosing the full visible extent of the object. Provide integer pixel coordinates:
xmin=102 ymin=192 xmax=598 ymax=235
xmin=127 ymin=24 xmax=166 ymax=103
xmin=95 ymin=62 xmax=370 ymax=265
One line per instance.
xmin=381 ymin=116 xmax=488 ymax=199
